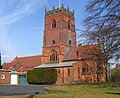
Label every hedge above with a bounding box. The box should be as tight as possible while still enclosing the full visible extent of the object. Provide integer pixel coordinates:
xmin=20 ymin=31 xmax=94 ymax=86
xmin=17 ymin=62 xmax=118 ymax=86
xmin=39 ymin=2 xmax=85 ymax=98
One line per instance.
xmin=27 ymin=68 xmax=57 ymax=84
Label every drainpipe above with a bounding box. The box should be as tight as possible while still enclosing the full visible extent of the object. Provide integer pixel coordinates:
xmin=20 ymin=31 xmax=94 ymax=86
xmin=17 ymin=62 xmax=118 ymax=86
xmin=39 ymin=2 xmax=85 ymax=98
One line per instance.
xmin=58 ymin=54 xmax=63 ymax=64
xmin=62 ymin=67 xmax=64 ymax=83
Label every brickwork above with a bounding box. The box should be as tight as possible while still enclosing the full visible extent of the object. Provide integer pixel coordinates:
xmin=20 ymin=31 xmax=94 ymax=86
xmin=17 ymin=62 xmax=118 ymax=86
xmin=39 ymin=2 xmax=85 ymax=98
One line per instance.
xmin=55 ymin=67 xmax=74 ymax=84
xmin=0 ymin=71 xmax=11 ymax=84
xmin=42 ymin=6 xmax=106 ymax=83
xmin=42 ymin=6 xmax=76 ymax=64
xmin=1 ymin=6 xmax=106 ymax=84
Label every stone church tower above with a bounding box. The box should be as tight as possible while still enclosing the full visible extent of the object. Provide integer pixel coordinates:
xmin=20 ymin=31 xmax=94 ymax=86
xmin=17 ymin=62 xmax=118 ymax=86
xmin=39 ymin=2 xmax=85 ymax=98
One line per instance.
xmin=42 ymin=5 xmax=77 ymax=64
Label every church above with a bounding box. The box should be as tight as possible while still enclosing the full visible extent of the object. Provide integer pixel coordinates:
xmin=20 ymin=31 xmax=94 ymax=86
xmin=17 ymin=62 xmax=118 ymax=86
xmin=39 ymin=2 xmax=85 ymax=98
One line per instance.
xmin=2 ymin=5 xmax=106 ymax=84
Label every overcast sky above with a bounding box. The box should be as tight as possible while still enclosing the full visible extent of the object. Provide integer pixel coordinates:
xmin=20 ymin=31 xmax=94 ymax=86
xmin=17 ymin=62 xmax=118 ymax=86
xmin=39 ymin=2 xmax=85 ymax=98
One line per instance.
xmin=0 ymin=0 xmax=89 ymax=64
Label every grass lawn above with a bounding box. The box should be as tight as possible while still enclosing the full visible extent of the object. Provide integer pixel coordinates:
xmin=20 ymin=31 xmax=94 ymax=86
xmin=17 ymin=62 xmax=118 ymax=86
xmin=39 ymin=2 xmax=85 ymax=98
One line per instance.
xmin=1 ymin=82 xmax=120 ymax=98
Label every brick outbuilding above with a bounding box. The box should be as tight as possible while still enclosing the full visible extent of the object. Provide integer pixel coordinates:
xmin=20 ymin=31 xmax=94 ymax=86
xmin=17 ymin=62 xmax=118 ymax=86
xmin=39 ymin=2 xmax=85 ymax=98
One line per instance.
xmin=0 ymin=69 xmax=11 ymax=85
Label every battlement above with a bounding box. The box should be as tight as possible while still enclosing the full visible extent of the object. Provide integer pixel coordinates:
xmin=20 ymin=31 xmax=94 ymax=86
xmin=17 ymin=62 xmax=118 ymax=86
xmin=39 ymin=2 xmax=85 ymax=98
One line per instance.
xmin=45 ymin=4 xmax=74 ymax=17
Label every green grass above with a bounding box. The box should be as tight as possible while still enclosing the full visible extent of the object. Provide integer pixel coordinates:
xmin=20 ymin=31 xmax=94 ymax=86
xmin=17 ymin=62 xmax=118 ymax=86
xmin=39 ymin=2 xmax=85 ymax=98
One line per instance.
xmin=1 ymin=82 xmax=120 ymax=98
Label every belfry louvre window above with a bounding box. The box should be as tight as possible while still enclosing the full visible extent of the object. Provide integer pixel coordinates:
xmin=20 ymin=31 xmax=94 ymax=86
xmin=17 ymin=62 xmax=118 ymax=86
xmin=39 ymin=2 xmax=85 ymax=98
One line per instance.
xmin=52 ymin=40 xmax=55 ymax=44
xmin=68 ymin=20 xmax=70 ymax=30
xmin=69 ymin=40 xmax=71 ymax=46
xmin=50 ymin=51 xmax=58 ymax=62
xmin=52 ymin=19 xmax=56 ymax=28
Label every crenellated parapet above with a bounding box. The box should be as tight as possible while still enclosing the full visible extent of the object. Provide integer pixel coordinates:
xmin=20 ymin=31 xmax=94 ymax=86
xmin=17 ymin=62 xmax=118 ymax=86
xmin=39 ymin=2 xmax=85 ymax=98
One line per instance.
xmin=45 ymin=4 xmax=74 ymax=17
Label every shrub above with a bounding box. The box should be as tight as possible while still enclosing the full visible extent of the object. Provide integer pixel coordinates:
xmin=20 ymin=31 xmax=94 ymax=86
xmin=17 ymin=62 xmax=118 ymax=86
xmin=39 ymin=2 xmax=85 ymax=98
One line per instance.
xmin=111 ymin=75 xmax=120 ymax=82
xmin=111 ymin=68 xmax=120 ymax=82
xmin=27 ymin=68 xmax=57 ymax=84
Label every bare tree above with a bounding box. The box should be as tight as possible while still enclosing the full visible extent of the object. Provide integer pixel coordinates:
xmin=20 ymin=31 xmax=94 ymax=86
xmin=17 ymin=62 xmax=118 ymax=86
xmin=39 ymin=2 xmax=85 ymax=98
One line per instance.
xmin=78 ymin=44 xmax=105 ymax=82
xmin=81 ymin=0 xmax=120 ymax=82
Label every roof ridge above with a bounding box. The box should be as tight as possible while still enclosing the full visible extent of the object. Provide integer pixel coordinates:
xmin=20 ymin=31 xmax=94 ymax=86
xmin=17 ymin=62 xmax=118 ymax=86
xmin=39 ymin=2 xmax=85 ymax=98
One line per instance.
xmin=18 ymin=55 xmax=42 ymax=59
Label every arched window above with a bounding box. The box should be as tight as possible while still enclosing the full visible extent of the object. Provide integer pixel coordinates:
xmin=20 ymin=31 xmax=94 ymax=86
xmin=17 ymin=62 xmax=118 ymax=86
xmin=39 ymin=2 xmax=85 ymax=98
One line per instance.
xmin=50 ymin=50 xmax=58 ymax=62
xmin=68 ymin=20 xmax=70 ymax=30
xmin=82 ymin=64 xmax=88 ymax=74
xmin=69 ymin=40 xmax=71 ymax=46
xmin=52 ymin=19 xmax=56 ymax=28
xmin=68 ymin=68 xmax=70 ymax=76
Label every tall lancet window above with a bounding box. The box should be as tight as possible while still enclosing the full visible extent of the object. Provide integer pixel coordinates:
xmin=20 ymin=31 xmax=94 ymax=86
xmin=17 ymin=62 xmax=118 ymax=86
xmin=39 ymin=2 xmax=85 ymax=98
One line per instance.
xmin=52 ymin=19 xmax=56 ymax=28
xmin=50 ymin=50 xmax=58 ymax=62
xmin=68 ymin=20 xmax=70 ymax=30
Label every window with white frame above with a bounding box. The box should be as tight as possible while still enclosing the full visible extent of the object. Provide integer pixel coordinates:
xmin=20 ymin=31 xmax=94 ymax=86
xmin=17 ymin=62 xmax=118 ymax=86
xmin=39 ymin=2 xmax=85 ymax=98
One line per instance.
xmin=1 ymin=74 xmax=5 ymax=79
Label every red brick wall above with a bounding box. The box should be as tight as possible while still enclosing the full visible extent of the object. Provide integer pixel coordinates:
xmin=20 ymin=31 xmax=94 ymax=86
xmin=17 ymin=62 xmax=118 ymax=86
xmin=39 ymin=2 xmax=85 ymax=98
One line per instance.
xmin=44 ymin=13 xmax=76 ymax=47
xmin=56 ymin=67 xmax=74 ymax=84
xmin=55 ymin=64 xmax=83 ymax=84
xmin=0 ymin=71 xmax=10 ymax=85
xmin=42 ymin=11 xmax=77 ymax=64
xmin=55 ymin=60 xmax=106 ymax=84
xmin=45 ymin=13 xmax=75 ymax=31
xmin=75 ymin=60 xmax=106 ymax=82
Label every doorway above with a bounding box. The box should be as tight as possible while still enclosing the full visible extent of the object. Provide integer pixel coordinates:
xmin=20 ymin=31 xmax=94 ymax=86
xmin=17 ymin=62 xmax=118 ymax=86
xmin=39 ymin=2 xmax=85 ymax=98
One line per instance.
xmin=19 ymin=75 xmax=26 ymax=85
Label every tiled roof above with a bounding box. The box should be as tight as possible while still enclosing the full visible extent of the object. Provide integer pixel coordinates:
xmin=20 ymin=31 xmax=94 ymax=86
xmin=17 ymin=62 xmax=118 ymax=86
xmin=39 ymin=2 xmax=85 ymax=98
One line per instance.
xmin=64 ymin=47 xmax=77 ymax=60
xmin=2 ymin=63 xmax=13 ymax=69
xmin=2 ymin=55 xmax=42 ymax=71
xmin=35 ymin=61 xmax=77 ymax=68
xmin=63 ymin=44 xmax=101 ymax=61
xmin=77 ymin=44 xmax=102 ymax=59
xmin=12 ymin=55 xmax=42 ymax=68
